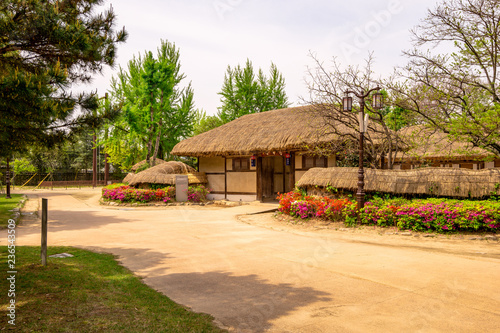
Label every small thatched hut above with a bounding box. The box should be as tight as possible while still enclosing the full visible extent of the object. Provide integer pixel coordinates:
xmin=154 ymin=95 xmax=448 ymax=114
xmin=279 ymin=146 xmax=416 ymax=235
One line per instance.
xmin=130 ymin=158 xmax=166 ymax=172
xmin=125 ymin=161 xmax=207 ymax=188
xmin=297 ymin=167 xmax=500 ymax=198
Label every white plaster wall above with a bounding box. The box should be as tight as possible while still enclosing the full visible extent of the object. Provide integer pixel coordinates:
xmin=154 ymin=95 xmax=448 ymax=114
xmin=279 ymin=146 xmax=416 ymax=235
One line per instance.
xmin=295 ymin=170 xmax=307 ymax=182
xmin=200 ymin=157 xmax=225 ymax=173
xmin=227 ymin=172 xmax=257 ymax=193
xmin=208 ymin=193 xmax=225 ymax=201
xmin=328 ymin=155 xmax=337 ymax=167
xmin=295 ymin=154 xmax=302 ymax=169
xmin=207 ymin=174 xmax=225 ymax=192
xmin=227 ymin=194 xmax=257 ymax=202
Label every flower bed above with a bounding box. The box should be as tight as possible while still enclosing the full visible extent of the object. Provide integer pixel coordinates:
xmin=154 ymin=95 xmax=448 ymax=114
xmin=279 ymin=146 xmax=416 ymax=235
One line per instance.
xmin=277 ymin=190 xmax=500 ymax=233
xmin=392 ymin=199 xmax=500 ymax=232
xmin=277 ymin=190 xmax=351 ymax=220
xmin=102 ymin=183 xmax=211 ymax=203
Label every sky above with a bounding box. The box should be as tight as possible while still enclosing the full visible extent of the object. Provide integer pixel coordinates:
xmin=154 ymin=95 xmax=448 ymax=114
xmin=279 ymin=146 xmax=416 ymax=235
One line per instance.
xmin=85 ymin=0 xmax=442 ymax=115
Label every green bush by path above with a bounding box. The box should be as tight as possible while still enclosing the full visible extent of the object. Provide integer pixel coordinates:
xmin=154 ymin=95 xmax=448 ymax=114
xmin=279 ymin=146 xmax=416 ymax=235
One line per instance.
xmin=0 ymin=246 xmax=226 ymax=332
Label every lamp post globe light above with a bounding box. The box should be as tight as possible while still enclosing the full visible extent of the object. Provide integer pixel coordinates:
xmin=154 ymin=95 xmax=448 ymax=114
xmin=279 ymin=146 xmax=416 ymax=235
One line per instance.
xmin=343 ymin=88 xmax=383 ymax=223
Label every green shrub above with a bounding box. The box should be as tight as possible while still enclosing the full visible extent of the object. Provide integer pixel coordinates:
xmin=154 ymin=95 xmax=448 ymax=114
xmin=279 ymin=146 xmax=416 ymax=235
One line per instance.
xmin=187 ymin=185 xmax=211 ymax=202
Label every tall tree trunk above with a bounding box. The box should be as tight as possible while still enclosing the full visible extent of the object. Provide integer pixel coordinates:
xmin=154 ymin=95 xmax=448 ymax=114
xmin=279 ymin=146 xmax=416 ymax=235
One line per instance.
xmin=152 ymin=121 xmax=162 ymax=167
xmin=146 ymin=92 xmax=155 ymax=165
xmin=387 ymin=136 xmax=393 ymax=170
xmin=6 ymin=157 xmax=11 ymax=199
xmin=151 ymin=93 xmax=164 ymax=167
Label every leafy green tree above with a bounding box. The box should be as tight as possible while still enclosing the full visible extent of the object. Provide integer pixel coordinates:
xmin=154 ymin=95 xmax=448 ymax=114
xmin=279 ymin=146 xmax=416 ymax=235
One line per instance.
xmin=192 ymin=110 xmax=223 ymax=136
xmin=381 ymin=106 xmax=413 ymax=131
xmin=0 ymin=0 xmax=126 ymax=196
xmin=218 ymin=59 xmax=290 ymax=124
xmin=389 ymin=0 xmax=500 ymax=156
xmin=12 ymin=158 xmax=36 ymax=174
xmin=23 ymin=129 xmax=112 ymax=180
xmin=104 ymin=40 xmax=195 ymax=170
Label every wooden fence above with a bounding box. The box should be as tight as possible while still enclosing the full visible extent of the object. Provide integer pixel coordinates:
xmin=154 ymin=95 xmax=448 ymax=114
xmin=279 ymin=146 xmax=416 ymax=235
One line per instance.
xmin=38 ymin=180 xmax=122 ymax=189
xmin=7 ymin=172 xmax=126 ymax=187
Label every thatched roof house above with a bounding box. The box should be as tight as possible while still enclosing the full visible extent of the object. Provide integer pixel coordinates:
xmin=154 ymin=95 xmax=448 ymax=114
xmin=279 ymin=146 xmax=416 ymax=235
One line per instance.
xmin=171 ymin=106 xmax=356 ymax=201
xmin=297 ymin=167 xmax=500 ymax=198
xmin=125 ymin=161 xmax=207 ymax=187
xmin=172 ymin=106 xmax=500 ymax=202
xmin=172 ymin=106 xmax=346 ymax=157
xmin=130 ymin=158 xmax=166 ymax=172
xmin=395 ymin=126 xmax=499 ymax=170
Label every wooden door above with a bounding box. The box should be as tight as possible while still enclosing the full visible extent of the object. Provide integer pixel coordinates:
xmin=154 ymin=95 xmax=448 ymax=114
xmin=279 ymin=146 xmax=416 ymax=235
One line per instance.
xmin=261 ymin=157 xmax=274 ymax=200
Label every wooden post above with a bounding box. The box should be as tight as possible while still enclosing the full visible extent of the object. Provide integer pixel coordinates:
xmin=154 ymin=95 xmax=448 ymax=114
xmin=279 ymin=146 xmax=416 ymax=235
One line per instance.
xmin=41 ymin=198 xmax=48 ymax=266
xmin=104 ymin=153 xmax=109 ymax=185
xmin=92 ymin=133 xmax=97 ymax=188
xmin=224 ymin=157 xmax=227 ymax=200
xmin=288 ymin=152 xmax=295 ymax=192
xmin=256 ymin=156 xmax=263 ymax=202
xmin=282 ymin=155 xmax=286 ymax=193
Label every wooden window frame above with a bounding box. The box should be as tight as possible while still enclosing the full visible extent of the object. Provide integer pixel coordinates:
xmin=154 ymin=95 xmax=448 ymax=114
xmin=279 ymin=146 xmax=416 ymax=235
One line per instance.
xmin=301 ymin=155 xmax=328 ymax=170
xmin=232 ymin=157 xmax=250 ymax=172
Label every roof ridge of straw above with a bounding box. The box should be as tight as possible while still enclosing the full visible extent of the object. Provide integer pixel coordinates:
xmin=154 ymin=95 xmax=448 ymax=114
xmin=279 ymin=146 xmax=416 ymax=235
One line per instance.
xmin=171 ymin=105 xmax=369 ymax=157
xmin=125 ymin=161 xmax=207 ymax=185
xmin=130 ymin=158 xmax=167 ymax=171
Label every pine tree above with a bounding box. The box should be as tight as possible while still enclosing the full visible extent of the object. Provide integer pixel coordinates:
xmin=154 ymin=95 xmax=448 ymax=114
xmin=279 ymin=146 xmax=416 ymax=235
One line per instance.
xmin=0 ymin=0 xmax=126 ymax=197
xmin=0 ymin=0 xmax=127 ymax=158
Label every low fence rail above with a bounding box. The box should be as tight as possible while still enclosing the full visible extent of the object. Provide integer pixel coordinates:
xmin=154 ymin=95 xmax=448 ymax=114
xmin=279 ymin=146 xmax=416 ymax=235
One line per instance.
xmin=38 ymin=180 xmax=122 ymax=188
xmin=3 ymin=172 xmax=127 ymax=187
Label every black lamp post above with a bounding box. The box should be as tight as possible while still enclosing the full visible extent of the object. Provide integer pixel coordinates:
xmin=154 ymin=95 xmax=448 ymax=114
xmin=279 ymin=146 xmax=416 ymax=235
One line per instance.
xmin=343 ymin=87 xmax=383 ymax=222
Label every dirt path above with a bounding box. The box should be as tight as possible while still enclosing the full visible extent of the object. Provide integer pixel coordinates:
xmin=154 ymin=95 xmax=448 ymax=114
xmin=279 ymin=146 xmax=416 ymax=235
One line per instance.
xmin=3 ymin=188 xmax=500 ymax=332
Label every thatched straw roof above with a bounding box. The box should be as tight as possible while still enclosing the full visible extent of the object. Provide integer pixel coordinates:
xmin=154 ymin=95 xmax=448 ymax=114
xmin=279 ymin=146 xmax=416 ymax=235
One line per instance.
xmin=398 ymin=126 xmax=492 ymax=162
xmin=171 ymin=106 xmax=373 ymax=157
xmin=123 ymin=173 xmax=135 ymax=183
xmin=130 ymin=158 xmax=166 ymax=172
xmin=125 ymin=161 xmax=207 ymax=186
xmin=297 ymin=167 xmax=500 ymax=198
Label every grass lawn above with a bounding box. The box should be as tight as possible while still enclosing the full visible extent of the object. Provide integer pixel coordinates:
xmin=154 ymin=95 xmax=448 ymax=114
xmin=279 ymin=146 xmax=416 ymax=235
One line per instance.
xmin=0 ymin=246 xmax=226 ymax=332
xmin=0 ymin=194 xmax=24 ymax=228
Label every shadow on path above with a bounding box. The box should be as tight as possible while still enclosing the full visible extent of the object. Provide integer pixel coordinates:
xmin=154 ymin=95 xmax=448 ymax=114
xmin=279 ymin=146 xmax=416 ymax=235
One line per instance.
xmin=148 ymin=271 xmax=332 ymax=332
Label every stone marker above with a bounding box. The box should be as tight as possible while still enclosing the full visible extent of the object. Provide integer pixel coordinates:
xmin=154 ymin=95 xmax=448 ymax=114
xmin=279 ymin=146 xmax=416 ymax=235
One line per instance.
xmin=176 ymin=175 xmax=188 ymax=202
